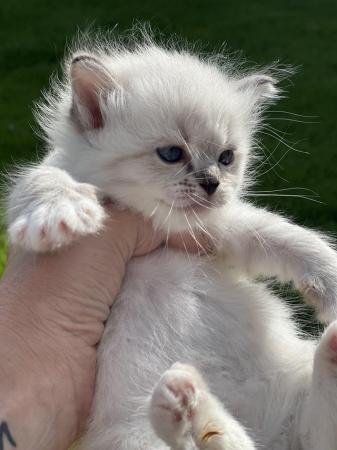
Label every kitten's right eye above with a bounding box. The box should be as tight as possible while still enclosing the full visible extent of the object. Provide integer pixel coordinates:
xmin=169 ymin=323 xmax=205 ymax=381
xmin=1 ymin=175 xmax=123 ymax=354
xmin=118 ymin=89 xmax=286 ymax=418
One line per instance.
xmin=219 ymin=149 xmax=235 ymax=166
xmin=156 ymin=146 xmax=184 ymax=163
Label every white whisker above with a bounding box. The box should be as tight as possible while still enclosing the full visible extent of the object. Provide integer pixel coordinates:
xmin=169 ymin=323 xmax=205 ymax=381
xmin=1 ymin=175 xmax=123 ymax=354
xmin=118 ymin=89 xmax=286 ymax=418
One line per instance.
xmin=149 ymin=201 xmax=160 ymax=218
xmin=192 ymin=192 xmax=217 ymax=208
xmin=165 ymin=200 xmax=175 ymax=248
xmin=256 ymin=149 xmax=291 ymax=178
xmin=159 ymin=199 xmax=175 ymax=232
xmin=268 ymin=110 xmax=318 ymax=118
xmin=188 ymin=194 xmax=213 ymax=210
xmin=191 ymin=209 xmax=217 ymax=249
xmin=247 ymin=187 xmax=319 ymax=196
xmin=261 ymin=128 xmax=309 ymax=155
xmin=266 ymin=117 xmax=319 ymax=124
xmin=245 ymin=193 xmax=323 ymax=204
xmin=174 ymin=162 xmax=190 ymax=177
xmin=178 ymin=231 xmax=191 ymax=262
xmin=184 ymin=211 xmax=208 ymax=255
xmin=187 ymin=194 xmax=213 ymax=210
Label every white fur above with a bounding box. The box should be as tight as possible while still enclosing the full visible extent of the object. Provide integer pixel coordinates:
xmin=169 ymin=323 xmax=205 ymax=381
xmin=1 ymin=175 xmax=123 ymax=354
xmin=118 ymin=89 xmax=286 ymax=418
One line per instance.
xmin=6 ymin=30 xmax=337 ymax=449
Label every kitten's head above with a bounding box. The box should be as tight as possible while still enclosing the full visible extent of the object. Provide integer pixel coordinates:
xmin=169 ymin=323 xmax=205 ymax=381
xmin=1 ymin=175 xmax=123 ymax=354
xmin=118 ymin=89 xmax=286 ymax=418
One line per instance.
xmin=40 ymin=35 xmax=281 ymax=232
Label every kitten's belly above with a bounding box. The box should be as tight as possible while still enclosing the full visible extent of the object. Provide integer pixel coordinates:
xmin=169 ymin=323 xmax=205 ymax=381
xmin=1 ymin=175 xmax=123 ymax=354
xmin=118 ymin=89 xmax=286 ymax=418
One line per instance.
xmin=95 ymin=248 xmax=313 ymax=442
xmin=99 ymin=249 xmax=252 ymax=397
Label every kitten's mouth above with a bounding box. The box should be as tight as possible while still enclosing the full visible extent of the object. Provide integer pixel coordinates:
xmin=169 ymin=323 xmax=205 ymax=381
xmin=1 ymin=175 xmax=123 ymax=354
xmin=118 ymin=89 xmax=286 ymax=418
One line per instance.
xmin=162 ymin=197 xmax=214 ymax=213
xmin=180 ymin=192 xmax=217 ymax=210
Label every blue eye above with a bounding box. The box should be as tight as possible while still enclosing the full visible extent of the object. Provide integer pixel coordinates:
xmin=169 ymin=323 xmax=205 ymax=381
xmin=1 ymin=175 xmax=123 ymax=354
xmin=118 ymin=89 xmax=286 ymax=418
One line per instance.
xmin=219 ymin=149 xmax=235 ymax=166
xmin=156 ymin=146 xmax=184 ymax=163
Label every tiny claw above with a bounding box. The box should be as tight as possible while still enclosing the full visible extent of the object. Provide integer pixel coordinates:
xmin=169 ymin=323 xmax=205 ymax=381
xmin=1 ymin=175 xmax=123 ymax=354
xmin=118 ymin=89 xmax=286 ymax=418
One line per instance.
xmin=59 ymin=220 xmax=72 ymax=236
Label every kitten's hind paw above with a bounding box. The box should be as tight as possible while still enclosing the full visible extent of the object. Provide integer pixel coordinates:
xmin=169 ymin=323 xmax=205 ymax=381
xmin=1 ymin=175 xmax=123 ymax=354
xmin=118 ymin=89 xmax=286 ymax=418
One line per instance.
xmin=8 ymin=183 xmax=106 ymax=252
xmin=151 ymin=364 xmax=256 ymax=450
xmin=150 ymin=363 xmax=206 ymax=449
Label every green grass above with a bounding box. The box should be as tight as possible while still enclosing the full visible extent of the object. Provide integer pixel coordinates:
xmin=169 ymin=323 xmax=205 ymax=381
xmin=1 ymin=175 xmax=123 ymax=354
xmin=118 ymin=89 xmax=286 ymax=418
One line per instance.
xmin=0 ymin=2 xmax=337 ymax=268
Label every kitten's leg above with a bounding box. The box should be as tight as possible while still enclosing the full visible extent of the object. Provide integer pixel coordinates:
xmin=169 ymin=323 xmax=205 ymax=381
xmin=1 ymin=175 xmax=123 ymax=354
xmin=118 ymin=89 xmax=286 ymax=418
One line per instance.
xmin=299 ymin=321 xmax=337 ymax=450
xmin=150 ymin=363 xmax=256 ymax=450
xmin=212 ymin=201 xmax=337 ymax=323
xmin=7 ymin=165 xmax=105 ymax=252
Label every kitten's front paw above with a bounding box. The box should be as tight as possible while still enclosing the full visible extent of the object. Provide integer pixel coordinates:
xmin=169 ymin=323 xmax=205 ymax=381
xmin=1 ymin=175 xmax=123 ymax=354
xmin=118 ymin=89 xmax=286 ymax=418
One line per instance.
xmin=297 ymin=273 xmax=337 ymax=324
xmin=150 ymin=363 xmax=206 ymax=448
xmin=8 ymin=183 xmax=106 ymax=252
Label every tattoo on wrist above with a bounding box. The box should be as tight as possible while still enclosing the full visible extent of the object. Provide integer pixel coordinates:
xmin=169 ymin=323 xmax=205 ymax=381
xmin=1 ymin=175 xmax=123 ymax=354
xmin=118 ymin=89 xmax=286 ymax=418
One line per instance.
xmin=0 ymin=422 xmax=16 ymax=449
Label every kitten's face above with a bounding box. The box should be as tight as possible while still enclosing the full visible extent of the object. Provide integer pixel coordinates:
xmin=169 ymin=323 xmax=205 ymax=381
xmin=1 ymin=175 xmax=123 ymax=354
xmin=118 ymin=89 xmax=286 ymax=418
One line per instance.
xmin=94 ymin=100 xmax=249 ymax=232
xmin=60 ymin=46 xmax=277 ymax=232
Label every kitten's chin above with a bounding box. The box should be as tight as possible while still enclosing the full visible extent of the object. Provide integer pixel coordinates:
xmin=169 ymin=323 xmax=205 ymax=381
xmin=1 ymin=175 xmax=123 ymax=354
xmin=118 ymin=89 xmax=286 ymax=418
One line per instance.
xmin=149 ymin=201 xmax=213 ymax=233
xmin=115 ymin=194 xmax=217 ymax=233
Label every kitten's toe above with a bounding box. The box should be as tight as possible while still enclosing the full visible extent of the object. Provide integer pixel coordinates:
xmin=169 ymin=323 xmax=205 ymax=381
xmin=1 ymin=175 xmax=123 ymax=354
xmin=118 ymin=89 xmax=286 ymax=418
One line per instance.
xmin=8 ymin=216 xmax=29 ymax=247
xmin=170 ymin=362 xmax=208 ymax=390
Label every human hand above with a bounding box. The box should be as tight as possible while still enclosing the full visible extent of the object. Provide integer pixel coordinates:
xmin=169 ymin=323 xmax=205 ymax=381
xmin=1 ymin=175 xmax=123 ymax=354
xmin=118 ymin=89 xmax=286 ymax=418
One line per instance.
xmin=0 ymin=208 xmax=190 ymax=450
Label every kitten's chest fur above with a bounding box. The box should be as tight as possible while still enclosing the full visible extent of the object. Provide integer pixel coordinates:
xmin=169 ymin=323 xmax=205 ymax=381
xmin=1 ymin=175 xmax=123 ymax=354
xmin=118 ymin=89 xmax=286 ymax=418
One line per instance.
xmin=95 ymin=249 xmax=313 ymax=445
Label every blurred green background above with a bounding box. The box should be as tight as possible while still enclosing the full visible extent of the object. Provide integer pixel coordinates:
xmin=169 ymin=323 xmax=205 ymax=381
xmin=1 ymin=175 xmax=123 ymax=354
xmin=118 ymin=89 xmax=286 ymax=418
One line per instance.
xmin=0 ymin=0 xmax=336 ymax=283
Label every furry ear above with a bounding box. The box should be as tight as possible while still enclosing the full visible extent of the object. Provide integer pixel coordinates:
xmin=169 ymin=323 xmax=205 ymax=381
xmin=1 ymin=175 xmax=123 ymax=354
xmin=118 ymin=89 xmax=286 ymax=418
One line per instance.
xmin=70 ymin=55 xmax=114 ymax=130
xmin=236 ymin=74 xmax=279 ymax=102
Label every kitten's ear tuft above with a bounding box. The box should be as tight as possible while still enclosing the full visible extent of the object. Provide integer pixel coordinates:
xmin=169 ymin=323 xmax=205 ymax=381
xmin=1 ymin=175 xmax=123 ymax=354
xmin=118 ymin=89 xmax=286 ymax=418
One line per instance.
xmin=70 ymin=54 xmax=114 ymax=130
xmin=236 ymin=74 xmax=279 ymax=102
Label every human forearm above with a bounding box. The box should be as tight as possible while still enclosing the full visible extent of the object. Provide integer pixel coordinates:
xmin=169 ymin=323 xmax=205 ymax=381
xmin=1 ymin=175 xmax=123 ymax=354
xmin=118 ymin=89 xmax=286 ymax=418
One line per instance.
xmin=0 ymin=298 xmax=91 ymax=450
xmin=0 ymin=210 xmax=163 ymax=449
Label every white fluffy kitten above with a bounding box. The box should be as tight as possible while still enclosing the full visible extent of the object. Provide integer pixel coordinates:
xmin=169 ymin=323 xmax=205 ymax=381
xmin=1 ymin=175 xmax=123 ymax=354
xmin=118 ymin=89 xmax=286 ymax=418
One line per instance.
xmin=7 ymin=31 xmax=337 ymax=449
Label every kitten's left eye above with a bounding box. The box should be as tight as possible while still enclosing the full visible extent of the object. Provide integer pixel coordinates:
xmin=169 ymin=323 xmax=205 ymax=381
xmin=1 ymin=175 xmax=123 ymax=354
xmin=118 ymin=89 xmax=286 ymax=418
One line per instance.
xmin=219 ymin=149 xmax=235 ymax=166
xmin=156 ymin=146 xmax=184 ymax=163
